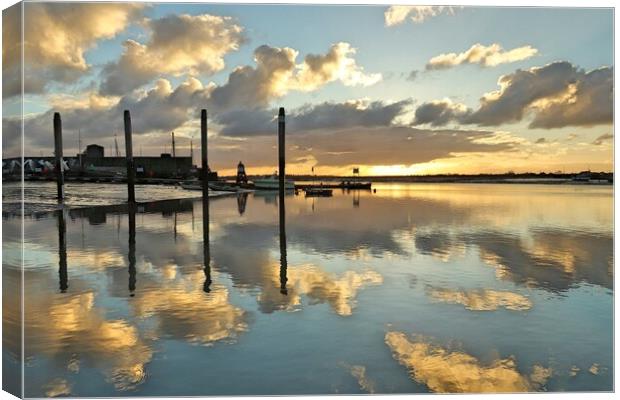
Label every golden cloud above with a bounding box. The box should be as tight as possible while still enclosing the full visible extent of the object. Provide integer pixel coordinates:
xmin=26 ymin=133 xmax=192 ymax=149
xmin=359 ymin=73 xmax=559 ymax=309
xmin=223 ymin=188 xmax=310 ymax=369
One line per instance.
xmin=100 ymin=13 xmax=245 ymax=95
xmin=427 ymin=43 xmax=538 ymax=70
xmin=2 ymin=3 xmax=144 ymax=96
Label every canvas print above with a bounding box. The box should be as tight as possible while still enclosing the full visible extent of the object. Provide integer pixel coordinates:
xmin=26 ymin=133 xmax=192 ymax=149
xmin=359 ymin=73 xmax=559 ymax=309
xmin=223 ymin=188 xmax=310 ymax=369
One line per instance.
xmin=1 ymin=2 xmax=614 ymax=397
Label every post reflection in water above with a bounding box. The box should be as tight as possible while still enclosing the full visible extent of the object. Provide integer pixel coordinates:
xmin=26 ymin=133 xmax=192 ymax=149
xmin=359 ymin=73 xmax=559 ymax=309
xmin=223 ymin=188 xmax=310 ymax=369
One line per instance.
xmin=57 ymin=210 xmax=68 ymax=293
xmin=128 ymin=204 xmax=136 ymax=296
xmin=279 ymin=191 xmax=288 ymax=295
xmin=203 ymin=196 xmax=212 ymax=293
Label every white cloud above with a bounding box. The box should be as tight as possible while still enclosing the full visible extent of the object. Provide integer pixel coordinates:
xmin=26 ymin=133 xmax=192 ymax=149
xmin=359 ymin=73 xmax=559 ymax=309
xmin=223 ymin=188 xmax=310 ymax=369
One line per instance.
xmin=210 ymin=42 xmax=381 ymax=110
xmin=426 ymin=43 xmax=538 ymax=70
xmin=414 ymin=62 xmax=613 ymax=129
xmin=100 ymin=13 xmax=245 ymax=95
xmin=384 ymin=6 xmax=457 ymax=26
xmin=3 ymin=3 xmax=143 ymax=97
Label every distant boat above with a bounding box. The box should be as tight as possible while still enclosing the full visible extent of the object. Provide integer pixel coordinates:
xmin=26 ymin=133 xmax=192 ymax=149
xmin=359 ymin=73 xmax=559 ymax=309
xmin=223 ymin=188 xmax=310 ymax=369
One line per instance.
xmin=253 ymin=175 xmax=295 ymax=190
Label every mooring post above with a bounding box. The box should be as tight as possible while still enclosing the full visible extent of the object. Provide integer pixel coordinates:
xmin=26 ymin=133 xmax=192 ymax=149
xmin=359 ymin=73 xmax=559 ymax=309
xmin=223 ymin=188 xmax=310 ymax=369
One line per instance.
xmin=278 ymin=107 xmax=286 ymax=194
xmin=123 ymin=110 xmax=136 ymax=203
xmin=200 ymin=109 xmax=211 ymax=292
xmin=277 ymin=107 xmax=287 ymax=294
xmin=201 ymin=109 xmax=209 ymax=198
xmin=53 ymin=113 xmax=64 ymax=200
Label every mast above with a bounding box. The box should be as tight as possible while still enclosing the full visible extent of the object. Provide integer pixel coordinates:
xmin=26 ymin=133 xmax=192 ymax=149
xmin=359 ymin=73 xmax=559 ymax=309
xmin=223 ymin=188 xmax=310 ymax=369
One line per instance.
xmin=114 ymin=133 xmax=120 ymax=157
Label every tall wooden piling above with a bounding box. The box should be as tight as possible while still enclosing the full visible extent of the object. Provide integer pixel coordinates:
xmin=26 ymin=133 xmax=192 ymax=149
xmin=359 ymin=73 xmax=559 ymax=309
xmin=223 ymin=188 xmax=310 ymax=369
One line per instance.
xmin=278 ymin=107 xmax=287 ymax=295
xmin=53 ymin=113 xmax=64 ymax=200
xmin=201 ymin=109 xmax=209 ymax=197
xmin=278 ymin=107 xmax=286 ymax=194
xmin=123 ymin=110 xmax=136 ymax=203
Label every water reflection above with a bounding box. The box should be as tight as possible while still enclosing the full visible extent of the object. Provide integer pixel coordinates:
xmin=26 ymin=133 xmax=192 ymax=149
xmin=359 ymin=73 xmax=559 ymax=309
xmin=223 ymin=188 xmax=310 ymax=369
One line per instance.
xmin=385 ymin=331 xmax=552 ymax=393
xmin=279 ymin=190 xmax=288 ymax=295
xmin=57 ymin=210 xmax=68 ymax=293
xmin=237 ymin=192 xmax=248 ymax=215
xmin=203 ymin=192 xmax=212 ymax=293
xmin=2 ymin=183 xmax=612 ymax=395
xmin=128 ymin=204 xmax=136 ymax=296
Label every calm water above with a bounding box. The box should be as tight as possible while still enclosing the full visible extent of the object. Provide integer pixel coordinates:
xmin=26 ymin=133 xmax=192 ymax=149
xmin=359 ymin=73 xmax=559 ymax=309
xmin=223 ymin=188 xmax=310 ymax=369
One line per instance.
xmin=2 ymin=182 xmax=613 ymax=396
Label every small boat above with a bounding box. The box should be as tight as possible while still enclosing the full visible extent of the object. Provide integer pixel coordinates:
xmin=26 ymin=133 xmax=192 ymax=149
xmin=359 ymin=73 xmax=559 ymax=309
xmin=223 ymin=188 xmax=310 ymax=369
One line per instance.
xmin=180 ymin=181 xmax=203 ymax=191
xmin=305 ymin=188 xmax=332 ymax=197
xmin=253 ymin=175 xmax=295 ymax=190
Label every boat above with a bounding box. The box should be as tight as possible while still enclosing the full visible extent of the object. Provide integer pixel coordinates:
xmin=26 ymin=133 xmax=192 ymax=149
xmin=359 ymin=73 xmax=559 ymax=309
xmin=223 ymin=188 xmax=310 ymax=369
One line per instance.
xmin=253 ymin=175 xmax=295 ymax=190
xmin=305 ymin=188 xmax=333 ymax=197
xmin=180 ymin=181 xmax=203 ymax=191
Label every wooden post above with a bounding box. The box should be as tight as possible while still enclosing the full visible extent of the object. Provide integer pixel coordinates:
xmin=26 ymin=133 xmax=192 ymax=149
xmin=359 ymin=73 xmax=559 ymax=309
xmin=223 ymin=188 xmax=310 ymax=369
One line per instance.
xmin=201 ymin=109 xmax=209 ymax=197
xmin=123 ymin=110 xmax=135 ymax=203
xmin=277 ymin=107 xmax=287 ymax=294
xmin=201 ymin=109 xmax=211 ymax=292
xmin=278 ymin=107 xmax=285 ymax=194
xmin=53 ymin=112 xmax=64 ymax=200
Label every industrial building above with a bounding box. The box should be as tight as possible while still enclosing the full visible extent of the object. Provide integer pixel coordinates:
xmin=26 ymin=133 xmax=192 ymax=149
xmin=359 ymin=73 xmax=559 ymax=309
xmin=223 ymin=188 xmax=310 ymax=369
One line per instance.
xmin=2 ymin=143 xmax=218 ymax=180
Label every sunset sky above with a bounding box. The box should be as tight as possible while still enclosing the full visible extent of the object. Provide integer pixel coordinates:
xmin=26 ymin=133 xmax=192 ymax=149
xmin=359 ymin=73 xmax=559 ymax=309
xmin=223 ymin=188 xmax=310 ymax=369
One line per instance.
xmin=2 ymin=3 xmax=613 ymax=176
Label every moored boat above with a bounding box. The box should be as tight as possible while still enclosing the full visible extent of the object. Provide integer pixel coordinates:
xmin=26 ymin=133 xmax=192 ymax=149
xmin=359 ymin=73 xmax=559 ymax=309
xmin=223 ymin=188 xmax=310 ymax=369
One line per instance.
xmin=253 ymin=175 xmax=295 ymax=190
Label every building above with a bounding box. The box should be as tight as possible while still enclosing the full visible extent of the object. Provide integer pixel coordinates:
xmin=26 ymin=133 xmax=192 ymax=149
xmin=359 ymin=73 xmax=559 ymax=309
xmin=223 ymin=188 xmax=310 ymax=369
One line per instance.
xmin=79 ymin=144 xmax=193 ymax=178
xmin=4 ymin=143 xmax=200 ymax=179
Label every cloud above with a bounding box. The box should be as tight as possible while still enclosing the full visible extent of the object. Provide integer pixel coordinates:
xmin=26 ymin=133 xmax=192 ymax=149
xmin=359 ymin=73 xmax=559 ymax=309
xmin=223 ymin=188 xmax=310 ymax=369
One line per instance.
xmin=385 ymin=331 xmax=551 ymax=392
xmin=216 ymin=99 xmax=411 ymax=137
xmin=209 ymin=45 xmax=298 ymax=110
xmin=415 ymin=62 xmax=613 ymax=129
xmin=413 ymin=98 xmax=472 ymax=126
xmin=426 ymin=43 xmax=538 ymax=70
xmin=100 ymin=13 xmax=245 ymax=95
xmin=528 ymin=66 xmax=614 ymax=129
xmin=18 ymin=77 xmax=212 ymax=151
xmin=592 ymin=133 xmax=613 ymax=145
xmin=535 ymin=138 xmax=547 ymax=144
xmin=406 ymin=70 xmax=419 ymax=82
xmin=209 ymin=126 xmax=517 ymax=170
xmin=384 ymin=6 xmax=457 ymax=26
xmin=210 ymin=43 xmax=381 ymax=110
xmin=3 ymin=3 xmax=143 ymax=97
xmin=294 ymin=42 xmax=382 ymax=89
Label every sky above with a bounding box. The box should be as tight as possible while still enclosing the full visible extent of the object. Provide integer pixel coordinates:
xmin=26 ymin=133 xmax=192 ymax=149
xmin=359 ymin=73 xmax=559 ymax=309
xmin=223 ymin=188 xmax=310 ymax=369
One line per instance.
xmin=2 ymin=2 xmax=614 ymax=176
